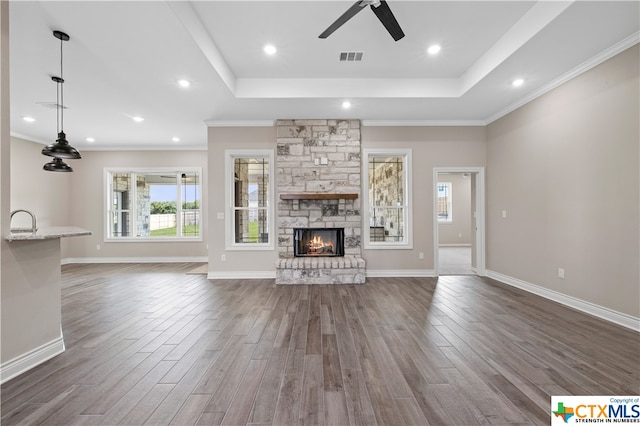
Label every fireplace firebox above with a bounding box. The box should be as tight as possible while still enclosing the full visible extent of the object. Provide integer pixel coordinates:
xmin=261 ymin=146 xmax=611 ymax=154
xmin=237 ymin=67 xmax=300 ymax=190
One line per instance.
xmin=294 ymin=228 xmax=345 ymax=257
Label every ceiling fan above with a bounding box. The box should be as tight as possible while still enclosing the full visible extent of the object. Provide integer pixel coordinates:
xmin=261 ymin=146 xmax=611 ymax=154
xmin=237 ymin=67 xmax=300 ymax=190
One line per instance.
xmin=319 ymin=0 xmax=405 ymax=42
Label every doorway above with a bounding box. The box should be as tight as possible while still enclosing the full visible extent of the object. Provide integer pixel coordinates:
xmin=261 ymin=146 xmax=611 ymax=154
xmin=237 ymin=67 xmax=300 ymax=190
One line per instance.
xmin=433 ymin=167 xmax=485 ymax=276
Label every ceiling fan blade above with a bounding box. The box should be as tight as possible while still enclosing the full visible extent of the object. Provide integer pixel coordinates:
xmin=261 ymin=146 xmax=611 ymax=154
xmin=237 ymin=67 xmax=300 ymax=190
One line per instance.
xmin=319 ymin=0 xmax=367 ymax=39
xmin=370 ymin=0 xmax=405 ymax=41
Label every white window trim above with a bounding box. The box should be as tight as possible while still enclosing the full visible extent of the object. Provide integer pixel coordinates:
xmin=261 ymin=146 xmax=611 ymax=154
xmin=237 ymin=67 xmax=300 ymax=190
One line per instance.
xmin=224 ymin=149 xmax=275 ymax=251
xmin=362 ymin=148 xmax=413 ymax=250
xmin=104 ymin=167 xmax=203 ymax=242
xmin=437 ymin=181 xmax=453 ymax=223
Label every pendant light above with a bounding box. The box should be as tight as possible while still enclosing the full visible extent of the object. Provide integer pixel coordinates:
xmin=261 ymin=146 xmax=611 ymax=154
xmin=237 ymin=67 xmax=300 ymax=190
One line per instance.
xmin=43 ymin=157 xmax=73 ymax=172
xmin=42 ymin=30 xmax=81 ymax=170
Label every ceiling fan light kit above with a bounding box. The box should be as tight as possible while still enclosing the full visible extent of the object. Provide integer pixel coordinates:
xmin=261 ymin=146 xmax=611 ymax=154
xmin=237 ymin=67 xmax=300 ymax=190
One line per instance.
xmin=319 ymin=0 xmax=405 ymax=41
xmin=42 ymin=30 xmax=81 ymax=172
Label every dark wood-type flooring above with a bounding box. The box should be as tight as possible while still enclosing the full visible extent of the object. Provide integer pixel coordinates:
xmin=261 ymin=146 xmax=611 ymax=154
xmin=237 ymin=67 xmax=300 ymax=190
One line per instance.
xmin=2 ymin=263 xmax=639 ymax=425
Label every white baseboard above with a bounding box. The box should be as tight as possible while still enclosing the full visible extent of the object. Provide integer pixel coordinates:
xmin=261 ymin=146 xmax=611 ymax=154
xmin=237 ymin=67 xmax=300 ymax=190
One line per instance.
xmin=62 ymin=256 xmax=208 ymax=265
xmin=208 ymin=269 xmax=437 ymax=280
xmin=366 ymin=269 xmax=436 ymax=278
xmin=486 ymin=270 xmax=640 ymax=332
xmin=438 ymin=244 xmax=472 ymax=247
xmin=208 ymin=271 xmax=276 ymax=280
xmin=0 ymin=335 xmax=65 ymax=384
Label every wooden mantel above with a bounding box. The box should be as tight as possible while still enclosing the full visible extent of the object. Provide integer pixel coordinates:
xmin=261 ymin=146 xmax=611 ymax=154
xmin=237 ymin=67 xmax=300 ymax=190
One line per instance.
xmin=279 ymin=193 xmax=358 ymax=200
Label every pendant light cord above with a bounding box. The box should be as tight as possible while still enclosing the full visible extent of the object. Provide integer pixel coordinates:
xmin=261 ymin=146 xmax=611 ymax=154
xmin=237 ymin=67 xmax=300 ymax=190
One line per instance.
xmin=56 ymin=77 xmax=60 ymax=134
xmin=59 ymin=34 xmax=64 ymax=132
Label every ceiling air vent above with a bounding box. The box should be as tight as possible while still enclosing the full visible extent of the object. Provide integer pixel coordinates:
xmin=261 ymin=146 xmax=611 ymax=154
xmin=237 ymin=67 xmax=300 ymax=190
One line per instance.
xmin=339 ymin=51 xmax=364 ymax=62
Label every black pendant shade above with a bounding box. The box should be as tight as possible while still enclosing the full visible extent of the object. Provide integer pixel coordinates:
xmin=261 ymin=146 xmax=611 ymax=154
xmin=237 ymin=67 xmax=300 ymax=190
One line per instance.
xmin=43 ymin=30 xmax=81 ymax=171
xmin=43 ymin=157 xmax=73 ymax=172
xmin=42 ymin=131 xmax=81 ymax=159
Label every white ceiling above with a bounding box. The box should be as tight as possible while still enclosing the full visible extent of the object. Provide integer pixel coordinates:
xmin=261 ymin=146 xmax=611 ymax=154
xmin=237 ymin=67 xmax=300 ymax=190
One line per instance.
xmin=9 ymin=1 xmax=639 ymax=151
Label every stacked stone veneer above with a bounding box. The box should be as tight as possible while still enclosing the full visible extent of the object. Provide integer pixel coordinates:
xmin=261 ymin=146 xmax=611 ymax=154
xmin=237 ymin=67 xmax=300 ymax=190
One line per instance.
xmin=136 ymin=177 xmax=150 ymax=237
xmin=276 ymin=119 xmax=365 ymax=285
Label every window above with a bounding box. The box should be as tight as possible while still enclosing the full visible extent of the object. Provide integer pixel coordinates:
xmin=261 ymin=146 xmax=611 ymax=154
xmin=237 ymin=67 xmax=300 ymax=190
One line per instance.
xmin=105 ymin=168 xmax=201 ymax=240
xmin=225 ymin=150 xmax=274 ymax=250
xmin=437 ymin=182 xmax=453 ymax=223
xmin=363 ymin=149 xmax=412 ymax=248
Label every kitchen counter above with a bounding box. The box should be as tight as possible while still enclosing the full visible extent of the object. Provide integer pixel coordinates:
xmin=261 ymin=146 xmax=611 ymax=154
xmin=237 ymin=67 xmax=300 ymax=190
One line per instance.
xmin=1 ymin=226 xmax=91 ymax=383
xmin=4 ymin=226 xmax=91 ymax=241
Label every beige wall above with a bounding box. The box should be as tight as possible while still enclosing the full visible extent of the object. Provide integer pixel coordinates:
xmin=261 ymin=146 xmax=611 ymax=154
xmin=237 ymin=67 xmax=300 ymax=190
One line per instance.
xmin=1 ymin=0 xmax=9 ymax=238
xmin=486 ymin=45 xmax=639 ymax=317
xmin=7 ymin=139 xmax=209 ymax=261
xmin=207 ymin=126 xmax=278 ymax=273
xmin=10 ymin=137 xmax=71 ymax=229
xmin=63 ymin=149 xmax=208 ymax=260
xmin=437 ymin=172 xmax=472 ymax=246
xmin=362 ymin=126 xmax=486 ymax=271
xmin=207 ymin=125 xmax=486 ymax=274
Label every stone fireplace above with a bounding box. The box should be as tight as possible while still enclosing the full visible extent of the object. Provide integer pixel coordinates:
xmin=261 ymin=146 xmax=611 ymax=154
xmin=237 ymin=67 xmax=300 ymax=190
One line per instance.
xmin=275 ymin=119 xmax=366 ymax=284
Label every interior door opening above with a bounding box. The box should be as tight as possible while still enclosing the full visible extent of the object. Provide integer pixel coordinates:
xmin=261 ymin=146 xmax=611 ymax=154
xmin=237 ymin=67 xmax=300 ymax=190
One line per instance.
xmin=433 ymin=168 xmax=485 ymax=277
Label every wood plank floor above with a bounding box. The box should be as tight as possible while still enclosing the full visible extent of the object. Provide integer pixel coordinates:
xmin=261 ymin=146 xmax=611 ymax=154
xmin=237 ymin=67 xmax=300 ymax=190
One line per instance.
xmin=1 ymin=263 xmax=638 ymax=425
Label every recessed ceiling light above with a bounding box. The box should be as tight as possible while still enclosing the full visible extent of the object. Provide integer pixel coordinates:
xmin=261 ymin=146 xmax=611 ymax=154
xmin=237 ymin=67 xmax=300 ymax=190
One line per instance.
xmin=172 ymin=137 xmax=180 ymax=142
xmin=512 ymin=78 xmax=525 ymax=87
xmin=263 ymin=44 xmax=277 ymax=55
xmin=132 ymin=116 xmax=144 ymax=123
xmin=342 ymin=101 xmax=352 ymax=109
xmin=86 ymin=137 xmax=95 ymax=143
xmin=427 ymin=45 xmax=441 ymax=55
xmin=22 ymin=116 xmax=35 ymax=122
xmin=178 ymin=79 xmax=190 ymax=88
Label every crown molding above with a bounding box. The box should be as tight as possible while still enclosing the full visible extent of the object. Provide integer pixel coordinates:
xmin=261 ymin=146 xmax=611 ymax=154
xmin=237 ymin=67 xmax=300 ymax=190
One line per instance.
xmin=78 ymin=145 xmax=207 ymax=152
xmin=11 ymin=132 xmax=207 ymax=151
xmin=486 ymin=31 xmax=640 ymax=125
xmin=10 ymin=132 xmax=48 ymax=145
xmin=362 ymin=120 xmax=487 ymax=127
xmin=205 ymin=120 xmax=276 ymax=127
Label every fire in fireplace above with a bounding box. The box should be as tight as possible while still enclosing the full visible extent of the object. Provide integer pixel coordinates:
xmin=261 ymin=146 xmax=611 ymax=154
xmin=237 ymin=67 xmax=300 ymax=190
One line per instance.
xmin=294 ymin=228 xmax=345 ymax=257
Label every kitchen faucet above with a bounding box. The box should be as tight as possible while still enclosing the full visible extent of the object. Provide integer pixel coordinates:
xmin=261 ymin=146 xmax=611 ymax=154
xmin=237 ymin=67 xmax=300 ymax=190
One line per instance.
xmin=10 ymin=209 xmax=37 ymax=233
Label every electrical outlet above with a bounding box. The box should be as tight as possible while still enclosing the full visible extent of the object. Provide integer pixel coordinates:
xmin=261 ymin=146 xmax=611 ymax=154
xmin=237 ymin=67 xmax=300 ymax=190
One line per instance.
xmin=96 ymin=244 xmax=101 ymax=250
xmin=221 ymin=254 xmax=226 ymax=262
xmin=418 ymin=252 xmax=424 ymax=260
xmin=217 ymin=212 xmax=224 ymax=220
xmin=558 ymin=268 xmax=565 ymax=279
xmin=502 ymin=210 xmax=507 ymax=218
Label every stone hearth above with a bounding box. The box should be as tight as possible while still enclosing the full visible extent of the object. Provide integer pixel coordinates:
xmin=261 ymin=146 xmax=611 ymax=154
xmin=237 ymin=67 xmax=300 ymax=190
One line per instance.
xmin=275 ymin=119 xmax=365 ymax=285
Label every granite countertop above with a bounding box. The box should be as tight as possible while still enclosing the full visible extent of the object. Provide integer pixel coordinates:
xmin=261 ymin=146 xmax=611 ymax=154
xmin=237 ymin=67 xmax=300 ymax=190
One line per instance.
xmin=4 ymin=226 xmax=91 ymax=241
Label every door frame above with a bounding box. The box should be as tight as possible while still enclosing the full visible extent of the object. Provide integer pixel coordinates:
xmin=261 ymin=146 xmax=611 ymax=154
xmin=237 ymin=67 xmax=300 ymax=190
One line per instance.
xmin=433 ymin=167 xmax=486 ymax=276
